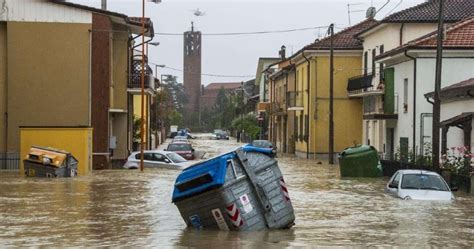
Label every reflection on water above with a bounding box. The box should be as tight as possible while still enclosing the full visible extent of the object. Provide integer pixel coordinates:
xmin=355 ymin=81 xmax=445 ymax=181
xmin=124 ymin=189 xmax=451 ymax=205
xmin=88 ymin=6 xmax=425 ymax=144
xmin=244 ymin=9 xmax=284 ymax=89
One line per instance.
xmin=0 ymin=137 xmax=473 ymax=247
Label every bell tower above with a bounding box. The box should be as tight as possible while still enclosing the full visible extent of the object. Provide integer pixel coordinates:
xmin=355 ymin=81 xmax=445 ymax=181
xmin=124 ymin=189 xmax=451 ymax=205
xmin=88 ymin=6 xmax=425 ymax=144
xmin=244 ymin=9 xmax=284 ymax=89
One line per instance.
xmin=183 ymin=22 xmax=202 ymax=113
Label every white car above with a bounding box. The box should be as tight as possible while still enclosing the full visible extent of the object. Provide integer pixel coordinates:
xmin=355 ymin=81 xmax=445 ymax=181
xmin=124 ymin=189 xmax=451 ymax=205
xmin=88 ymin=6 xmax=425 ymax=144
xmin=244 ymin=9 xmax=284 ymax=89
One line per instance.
xmin=385 ymin=169 xmax=455 ymax=201
xmin=123 ymin=150 xmax=192 ymax=170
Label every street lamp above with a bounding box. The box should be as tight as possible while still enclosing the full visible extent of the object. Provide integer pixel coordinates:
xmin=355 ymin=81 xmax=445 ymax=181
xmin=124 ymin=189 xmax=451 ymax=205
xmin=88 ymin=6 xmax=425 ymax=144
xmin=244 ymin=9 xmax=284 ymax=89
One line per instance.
xmin=154 ymin=64 xmax=166 ymax=78
xmin=140 ymin=0 xmax=161 ymax=172
xmin=149 ymin=41 xmax=160 ymax=46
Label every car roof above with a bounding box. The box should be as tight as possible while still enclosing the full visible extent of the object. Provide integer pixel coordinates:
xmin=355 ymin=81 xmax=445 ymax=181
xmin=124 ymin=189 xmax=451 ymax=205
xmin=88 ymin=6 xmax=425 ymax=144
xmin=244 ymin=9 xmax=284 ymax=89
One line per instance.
xmin=396 ymin=169 xmax=440 ymax=176
xmin=169 ymin=141 xmax=191 ymax=145
xmin=130 ymin=150 xmax=169 ymax=154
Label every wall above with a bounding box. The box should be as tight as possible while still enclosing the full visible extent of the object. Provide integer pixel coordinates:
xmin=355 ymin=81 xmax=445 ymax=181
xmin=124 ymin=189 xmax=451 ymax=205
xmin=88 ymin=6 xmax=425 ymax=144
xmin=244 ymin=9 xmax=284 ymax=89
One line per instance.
xmin=295 ymin=61 xmax=308 ymax=155
xmin=20 ymin=127 xmax=93 ymax=176
xmin=1 ymin=0 xmax=92 ymax=23
xmin=0 ymin=23 xmax=6 ymax=152
xmin=7 ymin=21 xmax=91 ymax=152
xmin=111 ymin=23 xmax=129 ymax=160
xmin=312 ymin=54 xmax=363 ymax=156
xmin=441 ymin=100 xmax=474 ymax=150
xmin=393 ymin=56 xmax=474 ymax=153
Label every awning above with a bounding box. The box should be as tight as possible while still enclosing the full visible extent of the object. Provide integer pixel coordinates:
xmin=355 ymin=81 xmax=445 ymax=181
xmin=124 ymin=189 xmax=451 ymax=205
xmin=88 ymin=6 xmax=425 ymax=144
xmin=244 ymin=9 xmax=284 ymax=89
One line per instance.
xmin=440 ymin=112 xmax=474 ymax=128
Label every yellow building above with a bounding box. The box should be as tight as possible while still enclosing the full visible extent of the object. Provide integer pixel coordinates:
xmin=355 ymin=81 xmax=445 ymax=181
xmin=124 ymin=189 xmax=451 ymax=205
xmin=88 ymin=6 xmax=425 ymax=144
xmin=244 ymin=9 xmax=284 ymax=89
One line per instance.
xmin=273 ymin=19 xmax=377 ymax=160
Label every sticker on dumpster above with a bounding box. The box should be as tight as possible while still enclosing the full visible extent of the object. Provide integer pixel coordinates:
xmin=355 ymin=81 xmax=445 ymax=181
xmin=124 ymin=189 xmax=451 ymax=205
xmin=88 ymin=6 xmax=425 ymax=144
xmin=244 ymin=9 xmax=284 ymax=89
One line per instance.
xmin=226 ymin=203 xmax=244 ymax=228
xmin=280 ymin=178 xmax=291 ymax=202
xmin=239 ymin=194 xmax=253 ymax=214
xmin=211 ymin=208 xmax=229 ymax=231
xmin=189 ymin=214 xmax=202 ymax=229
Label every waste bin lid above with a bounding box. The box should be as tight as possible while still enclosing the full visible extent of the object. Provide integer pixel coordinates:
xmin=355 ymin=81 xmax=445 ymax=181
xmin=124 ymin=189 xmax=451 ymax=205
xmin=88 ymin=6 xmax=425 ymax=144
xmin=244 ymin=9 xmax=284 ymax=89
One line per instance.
xmin=172 ymin=151 xmax=235 ymax=202
xmin=26 ymin=146 xmax=71 ymax=167
xmin=340 ymin=145 xmax=376 ymax=156
xmin=241 ymin=144 xmax=273 ymax=155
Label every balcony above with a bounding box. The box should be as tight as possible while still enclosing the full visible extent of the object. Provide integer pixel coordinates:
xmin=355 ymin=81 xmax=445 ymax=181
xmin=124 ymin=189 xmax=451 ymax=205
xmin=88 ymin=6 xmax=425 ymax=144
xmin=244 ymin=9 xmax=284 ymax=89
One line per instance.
xmin=287 ymin=91 xmax=304 ymax=111
xmin=347 ymin=74 xmax=384 ymax=97
xmin=128 ymin=59 xmax=155 ymax=94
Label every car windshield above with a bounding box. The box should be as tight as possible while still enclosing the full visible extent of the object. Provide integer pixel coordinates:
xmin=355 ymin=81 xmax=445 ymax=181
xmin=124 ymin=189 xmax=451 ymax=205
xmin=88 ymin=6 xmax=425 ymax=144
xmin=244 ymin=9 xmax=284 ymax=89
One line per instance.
xmin=167 ymin=152 xmax=187 ymax=163
xmin=168 ymin=144 xmax=192 ymax=151
xmin=401 ymin=174 xmax=449 ymax=191
xmin=252 ymin=140 xmax=272 ymax=148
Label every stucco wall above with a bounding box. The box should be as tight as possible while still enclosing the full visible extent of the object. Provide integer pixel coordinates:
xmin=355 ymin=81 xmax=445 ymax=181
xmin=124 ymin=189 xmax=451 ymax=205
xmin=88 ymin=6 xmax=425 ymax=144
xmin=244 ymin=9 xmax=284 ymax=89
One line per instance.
xmin=112 ymin=24 xmax=129 ymax=111
xmin=7 ymin=21 xmax=91 ymax=152
xmin=393 ymin=57 xmax=474 ymax=153
xmin=441 ymin=100 xmax=474 ymax=150
xmin=0 ymin=23 xmax=6 ymax=152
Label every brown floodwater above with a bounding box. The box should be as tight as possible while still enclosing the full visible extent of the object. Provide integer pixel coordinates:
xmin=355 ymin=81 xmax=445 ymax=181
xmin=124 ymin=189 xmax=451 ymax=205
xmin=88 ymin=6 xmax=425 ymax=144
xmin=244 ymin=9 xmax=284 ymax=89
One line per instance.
xmin=1 ymin=136 xmax=473 ymax=247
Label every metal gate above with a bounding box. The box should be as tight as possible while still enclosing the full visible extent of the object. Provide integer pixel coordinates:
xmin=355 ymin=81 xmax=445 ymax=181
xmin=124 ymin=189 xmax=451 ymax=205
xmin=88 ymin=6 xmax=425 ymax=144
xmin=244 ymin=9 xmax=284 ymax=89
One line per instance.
xmin=0 ymin=153 xmax=20 ymax=170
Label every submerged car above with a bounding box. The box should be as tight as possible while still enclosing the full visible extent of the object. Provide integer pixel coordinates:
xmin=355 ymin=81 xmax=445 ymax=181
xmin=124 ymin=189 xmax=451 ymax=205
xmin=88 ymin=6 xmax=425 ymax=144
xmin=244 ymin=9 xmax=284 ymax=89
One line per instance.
xmin=216 ymin=131 xmax=229 ymax=140
xmin=166 ymin=142 xmax=195 ymax=160
xmin=173 ymin=136 xmax=189 ymax=143
xmin=124 ymin=150 xmax=191 ymax=170
xmin=385 ymin=169 xmax=455 ymax=201
xmin=250 ymin=140 xmax=276 ymax=156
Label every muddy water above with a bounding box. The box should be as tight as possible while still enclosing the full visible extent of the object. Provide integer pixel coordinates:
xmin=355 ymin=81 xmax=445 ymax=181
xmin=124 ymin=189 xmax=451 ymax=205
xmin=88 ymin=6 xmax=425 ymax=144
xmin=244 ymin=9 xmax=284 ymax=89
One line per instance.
xmin=1 ymin=136 xmax=473 ymax=247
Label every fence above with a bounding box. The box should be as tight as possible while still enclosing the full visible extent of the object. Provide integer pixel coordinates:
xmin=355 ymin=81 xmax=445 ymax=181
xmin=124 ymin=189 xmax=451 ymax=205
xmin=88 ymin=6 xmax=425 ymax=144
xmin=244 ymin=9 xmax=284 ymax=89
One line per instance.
xmin=0 ymin=153 xmax=20 ymax=170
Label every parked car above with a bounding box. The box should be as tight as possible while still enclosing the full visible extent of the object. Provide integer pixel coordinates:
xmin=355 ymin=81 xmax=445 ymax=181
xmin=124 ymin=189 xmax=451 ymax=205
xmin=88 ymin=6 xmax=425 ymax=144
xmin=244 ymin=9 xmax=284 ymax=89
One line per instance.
xmin=123 ymin=150 xmax=191 ymax=170
xmin=385 ymin=169 xmax=455 ymax=201
xmin=173 ymin=136 xmax=189 ymax=143
xmin=166 ymin=142 xmax=195 ymax=160
xmin=216 ymin=131 xmax=229 ymax=140
xmin=250 ymin=140 xmax=277 ymax=156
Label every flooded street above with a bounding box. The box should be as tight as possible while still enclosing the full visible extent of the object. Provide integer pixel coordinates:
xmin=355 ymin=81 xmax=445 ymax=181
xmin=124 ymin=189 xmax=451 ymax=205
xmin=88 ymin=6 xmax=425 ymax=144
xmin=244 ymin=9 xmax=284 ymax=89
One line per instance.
xmin=1 ymin=135 xmax=473 ymax=247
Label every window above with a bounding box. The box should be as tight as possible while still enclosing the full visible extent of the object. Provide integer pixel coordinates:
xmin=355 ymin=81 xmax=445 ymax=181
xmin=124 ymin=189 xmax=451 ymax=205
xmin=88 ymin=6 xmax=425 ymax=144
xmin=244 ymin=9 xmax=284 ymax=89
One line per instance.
xmin=135 ymin=153 xmax=153 ymax=161
xmin=152 ymin=153 xmax=166 ymax=162
xmin=401 ymin=174 xmax=449 ymax=191
xmin=403 ymin=78 xmax=408 ymax=113
xmin=364 ymin=51 xmax=368 ymax=75
xmin=389 ymin=172 xmax=401 ymax=188
xmin=379 ymin=45 xmax=385 ymax=83
xmin=372 ymin=49 xmax=376 ymax=77
xmin=299 ymin=113 xmax=304 ymax=141
xmin=304 ymin=114 xmax=309 ymax=142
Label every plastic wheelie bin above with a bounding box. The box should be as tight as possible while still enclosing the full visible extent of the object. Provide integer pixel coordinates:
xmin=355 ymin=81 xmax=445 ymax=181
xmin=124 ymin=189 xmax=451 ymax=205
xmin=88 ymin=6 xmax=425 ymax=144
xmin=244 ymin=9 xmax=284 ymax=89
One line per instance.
xmin=24 ymin=146 xmax=78 ymax=178
xmin=338 ymin=145 xmax=382 ymax=177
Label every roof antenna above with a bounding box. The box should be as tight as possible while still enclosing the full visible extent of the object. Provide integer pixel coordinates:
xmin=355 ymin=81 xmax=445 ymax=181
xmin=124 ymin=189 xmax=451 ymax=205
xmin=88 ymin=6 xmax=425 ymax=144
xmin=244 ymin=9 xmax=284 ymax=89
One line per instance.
xmin=191 ymin=21 xmax=194 ymax=32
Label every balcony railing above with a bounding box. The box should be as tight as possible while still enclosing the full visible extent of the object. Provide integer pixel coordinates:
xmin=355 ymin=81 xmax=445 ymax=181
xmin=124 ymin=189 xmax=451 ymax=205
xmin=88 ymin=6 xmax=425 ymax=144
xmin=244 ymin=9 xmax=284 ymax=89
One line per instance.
xmin=129 ymin=73 xmax=155 ymax=90
xmin=347 ymin=74 xmax=384 ymax=97
xmin=287 ymin=91 xmax=304 ymax=110
xmin=128 ymin=59 xmax=155 ymax=91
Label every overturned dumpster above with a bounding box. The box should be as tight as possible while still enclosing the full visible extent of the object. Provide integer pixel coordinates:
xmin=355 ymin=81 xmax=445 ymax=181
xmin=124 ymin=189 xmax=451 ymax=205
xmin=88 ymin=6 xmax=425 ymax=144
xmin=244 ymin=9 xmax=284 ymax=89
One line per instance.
xmin=23 ymin=146 xmax=78 ymax=178
xmin=338 ymin=145 xmax=382 ymax=177
xmin=172 ymin=147 xmax=295 ymax=231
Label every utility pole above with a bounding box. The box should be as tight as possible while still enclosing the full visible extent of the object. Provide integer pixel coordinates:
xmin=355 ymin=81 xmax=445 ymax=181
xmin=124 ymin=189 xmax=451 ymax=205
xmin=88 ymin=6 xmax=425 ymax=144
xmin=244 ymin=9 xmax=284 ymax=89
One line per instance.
xmin=139 ymin=0 xmax=146 ymax=172
xmin=432 ymin=0 xmax=445 ymax=172
xmin=328 ymin=24 xmax=335 ymax=164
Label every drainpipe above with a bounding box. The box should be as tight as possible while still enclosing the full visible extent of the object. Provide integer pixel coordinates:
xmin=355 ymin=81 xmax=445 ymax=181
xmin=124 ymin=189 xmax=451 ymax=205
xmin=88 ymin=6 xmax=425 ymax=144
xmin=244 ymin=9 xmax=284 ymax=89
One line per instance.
xmin=399 ymin=23 xmax=405 ymax=46
xmin=405 ymin=51 xmax=417 ymax=159
xmin=302 ymin=52 xmax=311 ymax=159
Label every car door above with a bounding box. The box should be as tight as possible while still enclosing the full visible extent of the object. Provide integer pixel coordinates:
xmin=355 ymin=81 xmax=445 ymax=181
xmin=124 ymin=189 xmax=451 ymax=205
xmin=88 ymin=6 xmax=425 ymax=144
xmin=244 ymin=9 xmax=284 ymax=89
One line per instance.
xmin=152 ymin=153 xmax=172 ymax=168
xmin=386 ymin=172 xmax=401 ymax=197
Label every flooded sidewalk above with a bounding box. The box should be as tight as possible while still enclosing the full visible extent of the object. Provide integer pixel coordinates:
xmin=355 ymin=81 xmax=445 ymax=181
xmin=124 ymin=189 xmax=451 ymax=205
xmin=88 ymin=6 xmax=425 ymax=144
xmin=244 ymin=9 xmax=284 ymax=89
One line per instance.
xmin=1 ymin=137 xmax=473 ymax=247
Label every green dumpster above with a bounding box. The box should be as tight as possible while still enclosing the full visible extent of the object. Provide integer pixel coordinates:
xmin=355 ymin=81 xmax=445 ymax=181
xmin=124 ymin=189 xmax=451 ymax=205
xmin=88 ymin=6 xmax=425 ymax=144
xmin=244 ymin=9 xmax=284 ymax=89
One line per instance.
xmin=338 ymin=145 xmax=382 ymax=177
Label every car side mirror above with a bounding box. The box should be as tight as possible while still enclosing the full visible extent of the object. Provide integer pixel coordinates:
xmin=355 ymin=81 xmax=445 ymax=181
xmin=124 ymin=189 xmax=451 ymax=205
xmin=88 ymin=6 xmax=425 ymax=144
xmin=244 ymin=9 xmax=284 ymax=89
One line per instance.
xmin=164 ymin=158 xmax=171 ymax=163
xmin=192 ymin=149 xmax=195 ymax=152
xmin=163 ymin=149 xmax=167 ymax=151
xmin=388 ymin=184 xmax=397 ymax=189
xmin=451 ymin=186 xmax=459 ymax=192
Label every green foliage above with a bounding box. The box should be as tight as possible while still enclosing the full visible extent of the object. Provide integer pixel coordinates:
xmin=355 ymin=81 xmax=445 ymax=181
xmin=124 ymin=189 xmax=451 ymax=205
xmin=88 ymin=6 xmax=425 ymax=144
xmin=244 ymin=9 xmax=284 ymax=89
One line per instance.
xmin=132 ymin=115 xmax=142 ymax=142
xmin=231 ymin=114 xmax=261 ymax=140
xmin=169 ymin=110 xmax=183 ymax=127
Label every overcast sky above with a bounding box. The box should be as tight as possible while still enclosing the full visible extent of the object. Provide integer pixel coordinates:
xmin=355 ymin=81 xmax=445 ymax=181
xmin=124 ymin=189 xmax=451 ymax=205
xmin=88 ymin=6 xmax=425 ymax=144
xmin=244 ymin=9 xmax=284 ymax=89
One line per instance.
xmin=73 ymin=0 xmax=424 ymax=85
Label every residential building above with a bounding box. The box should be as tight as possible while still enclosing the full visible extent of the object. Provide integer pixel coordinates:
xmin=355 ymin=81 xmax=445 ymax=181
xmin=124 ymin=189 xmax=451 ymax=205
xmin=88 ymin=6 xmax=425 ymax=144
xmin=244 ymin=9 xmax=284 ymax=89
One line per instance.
xmin=268 ymin=61 xmax=296 ymax=154
xmin=255 ymin=57 xmax=280 ymax=139
xmin=200 ymin=82 xmax=242 ymax=111
xmin=268 ymin=18 xmax=375 ymax=160
xmin=0 ymin=0 xmax=155 ymax=170
xmin=425 ymin=78 xmax=474 ymax=159
xmin=352 ymin=0 xmax=474 ymax=158
xmin=378 ymin=17 xmax=474 ymax=159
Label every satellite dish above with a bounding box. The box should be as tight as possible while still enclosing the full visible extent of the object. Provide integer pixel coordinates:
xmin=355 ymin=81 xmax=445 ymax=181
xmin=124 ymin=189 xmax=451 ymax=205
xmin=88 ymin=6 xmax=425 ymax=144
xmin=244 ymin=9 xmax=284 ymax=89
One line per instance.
xmin=366 ymin=7 xmax=377 ymax=18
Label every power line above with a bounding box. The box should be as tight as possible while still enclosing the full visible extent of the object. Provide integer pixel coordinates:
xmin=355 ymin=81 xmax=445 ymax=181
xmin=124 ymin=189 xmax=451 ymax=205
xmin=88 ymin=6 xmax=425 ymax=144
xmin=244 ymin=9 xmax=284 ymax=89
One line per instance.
xmin=155 ymin=25 xmax=337 ymax=36
xmin=156 ymin=64 xmax=254 ymax=78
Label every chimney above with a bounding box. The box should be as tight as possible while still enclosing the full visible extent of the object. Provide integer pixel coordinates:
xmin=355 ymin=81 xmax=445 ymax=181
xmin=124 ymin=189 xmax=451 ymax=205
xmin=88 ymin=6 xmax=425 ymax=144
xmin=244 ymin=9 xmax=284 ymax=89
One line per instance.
xmin=101 ymin=0 xmax=107 ymax=10
xmin=279 ymin=45 xmax=286 ymax=60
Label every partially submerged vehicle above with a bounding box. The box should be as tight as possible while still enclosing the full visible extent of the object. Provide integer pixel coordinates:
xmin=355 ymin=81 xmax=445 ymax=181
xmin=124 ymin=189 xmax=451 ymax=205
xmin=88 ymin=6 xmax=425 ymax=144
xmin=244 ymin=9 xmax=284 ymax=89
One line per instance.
xmin=385 ymin=169 xmax=455 ymax=201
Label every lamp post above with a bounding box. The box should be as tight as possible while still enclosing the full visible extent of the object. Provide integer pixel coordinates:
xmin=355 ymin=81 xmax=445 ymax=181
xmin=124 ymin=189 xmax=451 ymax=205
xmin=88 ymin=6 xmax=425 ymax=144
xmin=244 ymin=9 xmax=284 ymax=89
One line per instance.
xmin=154 ymin=64 xmax=166 ymax=79
xmin=140 ymin=0 xmax=161 ymax=172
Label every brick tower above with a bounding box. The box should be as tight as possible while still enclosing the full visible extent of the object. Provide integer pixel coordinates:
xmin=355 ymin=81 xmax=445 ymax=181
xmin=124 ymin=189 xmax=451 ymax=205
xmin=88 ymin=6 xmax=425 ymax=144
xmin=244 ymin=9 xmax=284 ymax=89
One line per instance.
xmin=183 ymin=22 xmax=202 ymax=113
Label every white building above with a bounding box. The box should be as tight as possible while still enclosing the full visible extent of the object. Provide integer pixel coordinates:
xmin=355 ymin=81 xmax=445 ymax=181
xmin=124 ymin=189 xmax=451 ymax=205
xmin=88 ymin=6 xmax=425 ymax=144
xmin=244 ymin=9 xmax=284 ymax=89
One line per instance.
xmin=349 ymin=0 xmax=474 ymax=158
xmin=378 ymin=17 xmax=474 ymax=159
